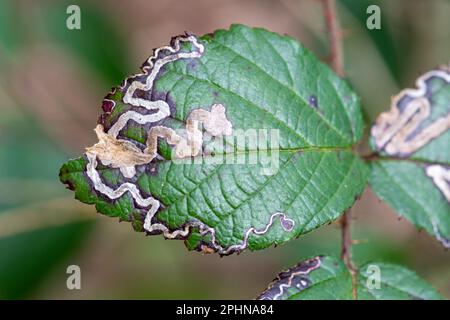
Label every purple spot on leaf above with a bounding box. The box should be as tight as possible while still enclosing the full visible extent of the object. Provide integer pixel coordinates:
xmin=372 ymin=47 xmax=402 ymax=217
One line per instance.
xmin=280 ymin=217 xmax=294 ymax=231
xmin=102 ymin=99 xmax=115 ymax=113
xmin=308 ymin=95 xmax=318 ymax=108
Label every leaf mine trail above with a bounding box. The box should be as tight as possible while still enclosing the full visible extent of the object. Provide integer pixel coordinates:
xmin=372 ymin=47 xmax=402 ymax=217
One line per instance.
xmin=372 ymin=69 xmax=450 ymax=202
xmin=257 ymin=256 xmax=322 ymax=300
xmin=84 ymin=34 xmax=295 ymax=254
xmin=370 ymin=67 xmax=450 ymax=249
xmin=372 ymin=70 xmax=450 ymax=157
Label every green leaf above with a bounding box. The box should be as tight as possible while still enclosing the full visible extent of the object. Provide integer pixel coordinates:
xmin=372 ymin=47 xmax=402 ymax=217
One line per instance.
xmin=369 ymin=67 xmax=450 ymax=248
xmin=257 ymin=256 xmax=351 ymax=300
xmin=257 ymin=256 xmax=442 ymax=300
xmin=60 ymin=25 xmax=367 ymax=255
xmin=358 ymin=262 xmax=442 ymax=300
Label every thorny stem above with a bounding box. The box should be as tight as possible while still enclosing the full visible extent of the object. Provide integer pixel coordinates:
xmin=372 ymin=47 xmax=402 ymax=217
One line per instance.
xmin=322 ymin=0 xmax=344 ymax=76
xmin=340 ymin=208 xmax=358 ymax=299
xmin=321 ymin=0 xmax=358 ymax=299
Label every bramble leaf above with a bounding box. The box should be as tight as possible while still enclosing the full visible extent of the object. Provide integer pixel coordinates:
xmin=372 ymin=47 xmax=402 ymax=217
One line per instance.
xmin=257 ymin=256 xmax=353 ymax=300
xmin=257 ymin=256 xmax=442 ymax=300
xmin=369 ymin=67 xmax=450 ymax=248
xmin=357 ymin=262 xmax=442 ymax=300
xmin=60 ymin=25 xmax=367 ymax=255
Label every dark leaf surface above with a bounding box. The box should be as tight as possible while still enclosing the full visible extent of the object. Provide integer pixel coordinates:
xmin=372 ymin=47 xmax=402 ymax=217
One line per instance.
xmin=257 ymin=256 xmax=442 ymax=300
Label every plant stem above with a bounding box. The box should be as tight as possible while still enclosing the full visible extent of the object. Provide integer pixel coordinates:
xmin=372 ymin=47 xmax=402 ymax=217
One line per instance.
xmin=321 ymin=0 xmax=358 ymax=299
xmin=340 ymin=208 xmax=358 ymax=299
xmin=322 ymin=0 xmax=344 ymax=76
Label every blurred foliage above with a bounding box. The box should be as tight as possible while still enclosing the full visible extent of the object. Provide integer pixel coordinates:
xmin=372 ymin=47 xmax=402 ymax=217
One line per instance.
xmin=0 ymin=106 xmax=95 ymax=299
xmin=40 ymin=0 xmax=130 ymax=86
xmin=0 ymin=222 xmax=92 ymax=299
xmin=0 ymin=0 xmax=448 ymax=299
xmin=341 ymin=0 xmax=401 ymax=83
xmin=0 ymin=1 xmax=23 ymax=57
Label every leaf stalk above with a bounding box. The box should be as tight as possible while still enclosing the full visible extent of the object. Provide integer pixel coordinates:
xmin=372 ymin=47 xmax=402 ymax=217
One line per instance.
xmin=322 ymin=0 xmax=358 ymax=299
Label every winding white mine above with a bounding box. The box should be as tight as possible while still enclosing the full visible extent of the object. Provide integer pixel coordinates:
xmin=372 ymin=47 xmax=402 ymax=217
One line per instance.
xmin=258 ymin=256 xmax=322 ymax=300
xmin=84 ymin=35 xmax=295 ymax=253
xmin=371 ymin=70 xmax=450 ymax=155
xmin=372 ymin=69 xmax=450 ymax=248
xmin=109 ymin=36 xmax=204 ymax=138
xmin=199 ymin=212 xmax=295 ymax=255
xmin=431 ymin=218 xmax=450 ymax=249
xmin=426 ymin=165 xmax=450 ymax=202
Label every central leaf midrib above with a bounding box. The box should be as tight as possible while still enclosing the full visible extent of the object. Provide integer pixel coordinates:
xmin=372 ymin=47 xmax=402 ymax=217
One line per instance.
xmin=165 ymin=62 xmax=354 ymax=148
xmin=165 ymin=69 xmax=313 ymax=146
xmin=156 ymin=146 xmax=354 ymax=165
xmin=69 ymin=147 xmax=357 ymax=176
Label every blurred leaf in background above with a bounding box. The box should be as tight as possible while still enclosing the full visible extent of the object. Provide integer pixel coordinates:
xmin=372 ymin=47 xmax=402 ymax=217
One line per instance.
xmin=0 ymin=110 xmax=95 ymax=298
xmin=39 ymin=0 xmax=131 ymax=86
xmin=0 ymin=0 xmax=24 ymax=61
xmin=0 ymin=0 xmax=131 ymax=298
xmin=341 ymin=0 xmax=401 ymax=83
